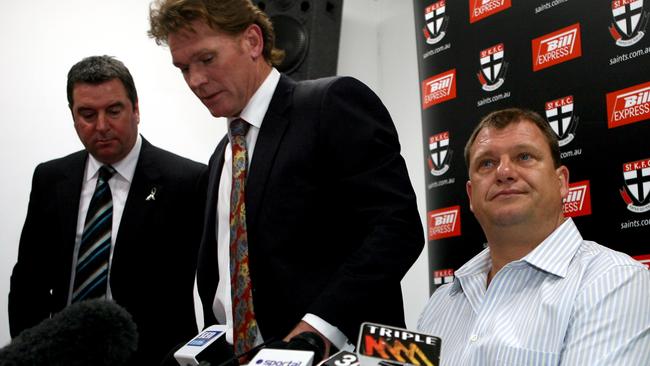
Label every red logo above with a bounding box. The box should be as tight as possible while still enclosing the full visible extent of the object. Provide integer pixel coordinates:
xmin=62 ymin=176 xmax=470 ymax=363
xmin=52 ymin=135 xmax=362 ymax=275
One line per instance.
xmin=563 ymin=180 xmax=592 ymax=217
xmin=428 ymin=206 xmax=461 ymax=240
xmin=532 ymin=23 xmax=582 ymax=71
xmin=422 ymin=69 xmax=456 ymax=109
xmin=433 ymin=268 xmax=455 ymax=285
xmin=633 ymin=254 xmax=650 ymax=270
xmin=606 ymin=81 xmax=650 ymax=128
xmin=469 ymin=0 xmax=511 ymax=23
xmin=545 ymin=95 xmax=573 ymax=111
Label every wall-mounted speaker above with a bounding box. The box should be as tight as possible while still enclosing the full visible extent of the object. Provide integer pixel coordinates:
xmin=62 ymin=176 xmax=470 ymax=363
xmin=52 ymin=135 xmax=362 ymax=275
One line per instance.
xmin=253 ymin=0 xmax=343 ymax=81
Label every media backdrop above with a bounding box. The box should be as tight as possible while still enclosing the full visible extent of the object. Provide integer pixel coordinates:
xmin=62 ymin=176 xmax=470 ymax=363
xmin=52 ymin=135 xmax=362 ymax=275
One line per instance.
xmin=413 ymin=0 xmax=650 ymax=293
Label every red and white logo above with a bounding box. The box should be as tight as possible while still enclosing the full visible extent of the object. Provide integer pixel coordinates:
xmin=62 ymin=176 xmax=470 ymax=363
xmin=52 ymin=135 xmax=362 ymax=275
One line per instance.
xmin=563 ymin=180 xmax=592 ymax=218
xmin=422 ymin=69 xmax=456 ymax=109
xmin=620 ymin=158 xmax=650 ymax=213
xmin=477 ymin=43 xmax=507 ymax=91
xmin=606 ymin=81 xmax=650 ymax=128
xmin=423 ymin=1 xmax=449 ymax=45
xmin=428 ymin=131 xmax=452 ymax=176
xmin=469 ymin=0 xmax=511 ymax=23
xmin=433 ymin=268 xmax=455 ymax=285
xmin=633 ymin=254 xmax=650 ymax=269
xmin=545 ymin=95 xmax=579 ymax=146
xmin=532 ymin=23 xmax=582 ymax=72
xmin=428 ymin=206 xmax=461 ymax=240
xmin=609 ymin=0 xmax=648 ymax=47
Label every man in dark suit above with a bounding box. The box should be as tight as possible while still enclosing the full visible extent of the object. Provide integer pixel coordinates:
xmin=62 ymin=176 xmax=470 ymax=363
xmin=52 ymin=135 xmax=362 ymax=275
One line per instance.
xmin=149 ymin=0 xmax=424 ymax=356
xmin=8 ymin=55 xmax=207 ymax=364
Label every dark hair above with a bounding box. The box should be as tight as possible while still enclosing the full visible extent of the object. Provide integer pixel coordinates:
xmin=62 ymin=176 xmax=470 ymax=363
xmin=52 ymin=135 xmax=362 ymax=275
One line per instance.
xmin=67 ymin=55 xmax=138 ymax=109
xmin=464 ymin=108 xmax=562 ymax=169
xmin=148 ymin=0 xmax=285 ymax=66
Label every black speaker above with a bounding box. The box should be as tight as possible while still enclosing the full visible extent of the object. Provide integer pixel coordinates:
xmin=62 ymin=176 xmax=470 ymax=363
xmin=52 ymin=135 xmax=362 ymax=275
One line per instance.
xmin=253 ymin=0 xmax=343 ymax=81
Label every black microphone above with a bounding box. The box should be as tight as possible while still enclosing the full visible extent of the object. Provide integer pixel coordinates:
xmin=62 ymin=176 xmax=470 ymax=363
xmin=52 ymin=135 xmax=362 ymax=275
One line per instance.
xmin=0 ymin=299 xmax=138 ymax=366
xmin=244 ymin=332 xmax=326 ymax=366
xmin=285 ymin=332 xmax=326 ymax=365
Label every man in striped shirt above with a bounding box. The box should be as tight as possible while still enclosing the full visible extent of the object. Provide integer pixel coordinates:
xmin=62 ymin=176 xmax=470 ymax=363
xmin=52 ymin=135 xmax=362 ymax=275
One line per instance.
xmin=418 ymin=108 xmax=650 ymax=365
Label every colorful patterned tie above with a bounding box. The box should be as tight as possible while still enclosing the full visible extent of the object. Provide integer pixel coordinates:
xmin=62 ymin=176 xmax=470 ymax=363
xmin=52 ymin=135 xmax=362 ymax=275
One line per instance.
xmin=72 ymin=165 xmax=116 ymax=302
xmin=229 ymin=119 xmax=258 ymax=355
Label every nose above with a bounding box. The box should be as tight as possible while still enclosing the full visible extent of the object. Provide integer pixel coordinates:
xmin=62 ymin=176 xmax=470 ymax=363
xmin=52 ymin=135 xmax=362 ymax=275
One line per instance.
xmin=187 ymin=66 xmax=207 ymax=90
xmin=96 ymin=112 xmax=109 ymax=133
xmin=495 ymin=156 xmax=516 ymax=183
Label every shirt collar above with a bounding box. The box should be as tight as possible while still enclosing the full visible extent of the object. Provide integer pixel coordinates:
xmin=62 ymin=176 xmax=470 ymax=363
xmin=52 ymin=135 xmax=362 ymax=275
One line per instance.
xmin=521 ymin=218 xmax=583 ymax=278
xmin=449 ymin=218 xmax=583 ymax=294
xmin=85 ymin=134 xmax=142 ymax=183
xmin=227 ymin=67 xmax=280 ymax=133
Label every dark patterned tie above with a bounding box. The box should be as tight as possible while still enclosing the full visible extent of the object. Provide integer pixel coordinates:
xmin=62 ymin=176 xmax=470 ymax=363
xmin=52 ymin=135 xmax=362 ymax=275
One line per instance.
xmin=229 ymin=119 xmax=258 ymax=354
xmin=72 ymin=165 xmax=116 ymax=303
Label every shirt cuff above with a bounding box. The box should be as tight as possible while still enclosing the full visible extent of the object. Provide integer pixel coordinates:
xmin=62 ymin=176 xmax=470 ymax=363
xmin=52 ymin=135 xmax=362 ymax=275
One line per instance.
xmin=302 ymin=313 xmax=355 ymax=351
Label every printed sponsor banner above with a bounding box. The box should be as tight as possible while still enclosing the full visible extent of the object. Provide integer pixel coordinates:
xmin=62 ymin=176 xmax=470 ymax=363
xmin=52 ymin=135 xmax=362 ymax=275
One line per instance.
xmin=532 ymin=23 xmax=582 ymax=71
xmin=428 ymin=206 xmax=461 ymax=240
xmin=422 ymin=69 xmax=457 ymax=109
xmin=469 ymin=0 xmax=511 ymax=23
xmin=563 ymin=180 xmax=592 ymax=218
xmin=606 ymin=80 xmax=650 ymax=128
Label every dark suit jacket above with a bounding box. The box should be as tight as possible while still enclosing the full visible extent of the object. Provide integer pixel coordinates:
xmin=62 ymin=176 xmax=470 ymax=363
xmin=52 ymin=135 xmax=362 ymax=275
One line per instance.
xmin=9 ymin=137 xmax=207 ymax=364
xmin=197 ymin=75 xmax=424 ymax=344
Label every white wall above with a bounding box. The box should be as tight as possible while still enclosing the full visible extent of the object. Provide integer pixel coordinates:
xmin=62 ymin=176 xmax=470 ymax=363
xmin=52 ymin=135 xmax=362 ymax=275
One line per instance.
xmin=0 ymin=0 xmax=428 ymax=346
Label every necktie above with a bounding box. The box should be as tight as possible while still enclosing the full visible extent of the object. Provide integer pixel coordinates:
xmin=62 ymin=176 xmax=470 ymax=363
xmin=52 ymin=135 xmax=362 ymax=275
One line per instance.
xmin=72 ymin=165 xmax=116 ymax=303
xmin=229 ymin=119 xmax=258 ymax=354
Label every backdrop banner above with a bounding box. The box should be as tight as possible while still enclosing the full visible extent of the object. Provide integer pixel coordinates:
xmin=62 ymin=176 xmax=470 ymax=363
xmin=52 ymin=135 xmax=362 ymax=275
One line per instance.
xmin=413 ymin=0 xmax=650 ymax=293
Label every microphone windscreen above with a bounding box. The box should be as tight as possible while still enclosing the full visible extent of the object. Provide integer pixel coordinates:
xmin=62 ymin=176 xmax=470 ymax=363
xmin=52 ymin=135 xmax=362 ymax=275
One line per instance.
xmin=287 ymin=332 xmax=325 ymax=365
xmin=0 ymin=299 xmax=138 ymax=366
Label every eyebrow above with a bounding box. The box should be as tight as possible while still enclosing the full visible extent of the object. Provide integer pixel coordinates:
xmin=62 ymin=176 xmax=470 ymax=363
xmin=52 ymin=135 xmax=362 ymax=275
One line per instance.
xmin=173 ymin=48 xmax=213 ymax=68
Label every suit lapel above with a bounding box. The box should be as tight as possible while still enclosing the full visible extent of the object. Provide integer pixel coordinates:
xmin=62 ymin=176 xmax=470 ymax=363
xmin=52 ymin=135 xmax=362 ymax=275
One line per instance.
xmin=246 ymin=75 xmax=296 ymax=230
xmin=115 ymin=138 xmax=162 ymax=253
xmin=198 ymin=135 xmax=228 ymax=306
xmin=57 ymin=152 xmax=87 ymax=270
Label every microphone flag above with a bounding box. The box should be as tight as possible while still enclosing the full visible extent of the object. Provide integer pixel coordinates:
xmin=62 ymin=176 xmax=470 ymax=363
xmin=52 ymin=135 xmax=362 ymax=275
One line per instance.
xmin=356 ymin=323 xmax=441 ymax=366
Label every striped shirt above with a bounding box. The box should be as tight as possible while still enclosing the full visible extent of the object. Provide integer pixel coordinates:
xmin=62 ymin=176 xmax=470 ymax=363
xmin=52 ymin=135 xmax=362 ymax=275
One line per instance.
xmin=417 ymin=219 xmax=650 ymax=365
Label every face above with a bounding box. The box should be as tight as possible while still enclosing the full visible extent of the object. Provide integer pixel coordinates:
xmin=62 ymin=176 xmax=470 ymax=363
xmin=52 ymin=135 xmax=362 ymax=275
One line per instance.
xmin=466 ymin=120 xmax=569 ymax=229
xmin=168 ymin=20 xmax=263 ymax=118
xmin=72 ymin=78 xmax=139 ymax=164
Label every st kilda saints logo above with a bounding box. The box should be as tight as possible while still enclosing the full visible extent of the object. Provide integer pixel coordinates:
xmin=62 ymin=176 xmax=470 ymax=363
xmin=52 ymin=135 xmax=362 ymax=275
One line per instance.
xmin=609 ymin=0 xmax=649 ymax=47
xmin=423 ymin=1 xmax=449 ymax=45
xmin=428 ymin=132 xmax=452 ymax=176
xmin=545 ymin=95 xmax=579 ymax=146
xmin=620 ymin=158 xmax=650 ymax=213
xmin=477 ymin=43 xmax=508 ymax=92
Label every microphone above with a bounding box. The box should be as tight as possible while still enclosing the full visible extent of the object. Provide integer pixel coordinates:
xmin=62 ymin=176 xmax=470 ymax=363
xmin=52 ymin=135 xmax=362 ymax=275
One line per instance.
xmin=173 ymin=325 xmax=235 ymax=366
xmin=0 ymin=299 xmax=138 ymax=366
xmin=248 ymin=332 xmax=326 ymax=366
xmin=355 ymin=323 xmax=441 ymax=366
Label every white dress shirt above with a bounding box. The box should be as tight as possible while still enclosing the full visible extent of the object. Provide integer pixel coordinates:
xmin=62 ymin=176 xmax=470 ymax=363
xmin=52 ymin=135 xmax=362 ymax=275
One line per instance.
xmin=212 ymin=68 xmax=350 ymax=350
xmin=68 ymin=135 xmax=142 ymax=304
xmin=417 ymin=218 xmax=650 ymax=365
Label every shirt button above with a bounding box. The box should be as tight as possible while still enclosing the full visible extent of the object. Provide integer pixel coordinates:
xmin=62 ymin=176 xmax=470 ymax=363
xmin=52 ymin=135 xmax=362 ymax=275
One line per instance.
xmin=469 ymin=334 xmax=478 ymax=342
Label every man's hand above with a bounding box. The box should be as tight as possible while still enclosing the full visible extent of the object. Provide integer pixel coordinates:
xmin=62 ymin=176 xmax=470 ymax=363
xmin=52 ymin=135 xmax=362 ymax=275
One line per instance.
xmin=284 ymin=320 xmax=331 ymax=359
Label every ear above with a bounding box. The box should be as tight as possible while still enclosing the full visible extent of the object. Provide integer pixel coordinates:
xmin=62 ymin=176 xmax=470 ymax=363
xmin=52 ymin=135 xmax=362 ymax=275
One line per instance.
xmin=133 ymin=101 xmax=140 ymax=124
xmin=466 ymin=180 xmax=474 ymax=213
xmin=241 ymin=23 xmax=264 ymax=60
xmin=557 ymin=165 xmax=569 ymax=200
